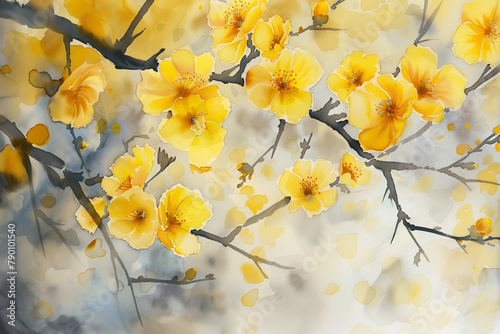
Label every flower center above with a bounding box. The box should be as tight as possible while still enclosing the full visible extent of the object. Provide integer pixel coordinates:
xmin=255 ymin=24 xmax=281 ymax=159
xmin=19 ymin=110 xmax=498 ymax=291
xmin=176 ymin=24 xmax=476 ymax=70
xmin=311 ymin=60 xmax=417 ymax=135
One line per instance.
xmin=173 ymin=72 xmax=204 ymax=97
xmin=348 ymin=71 xmax=362 ymax=86
xmin=342 ymin=162 xmax=361 ymax=182
xmin=117 ymin=175 xmax=133 ymax=192
xmin=74 ymin=87 xmax=84 ymax=100
xmin=417 ymin=79 xmax=436 ymax=99
xmin=224 ymin=0 xmax=249 ymax=29
xmin=127 ymin=208 xmax=146 ymax=222
xmin=300 ymin=176 xmax=319 ymax=202
xmin=485 ymin=22 xmax=500 ymax=44
xmin=375 ymin=99 xmax=396 ymax=118
xmin=166 ymin=209 xmax=185 ymax=227
xmin=271 ymin=69 xmax=298 ymax=92
xmin=190 ymin=112 xmax=207 ymax=135
xmin=268 ymin=34 xmax=282 ymax=51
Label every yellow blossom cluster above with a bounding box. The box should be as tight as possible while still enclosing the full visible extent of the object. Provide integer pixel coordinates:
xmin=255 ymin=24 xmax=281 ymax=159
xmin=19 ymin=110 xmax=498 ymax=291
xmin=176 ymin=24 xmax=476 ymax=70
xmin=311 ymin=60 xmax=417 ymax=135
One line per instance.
xmin=278 ymin=155 xmax=371 ymax=217
xmin=328 ymin=47 xmax=467 ymax=151
xmin=76 ymin=145 xmax=212 ymax=255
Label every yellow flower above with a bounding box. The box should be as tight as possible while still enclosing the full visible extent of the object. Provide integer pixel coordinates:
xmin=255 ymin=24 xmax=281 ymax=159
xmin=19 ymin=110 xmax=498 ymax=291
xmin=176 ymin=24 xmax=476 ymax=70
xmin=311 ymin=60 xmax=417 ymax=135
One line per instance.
xmin=208 ymin=0 xmax=267 ymax=63
xmin=327 ymin=51 xmax=379 ymax=103
xmin=278 ymin=159 xmax=337 ymax=217
xmin=157 ymin=185 xmax=212 ymax=256
xmin=246 ymin=49 xmax=323 ymax=124
xmin=137 ymin=49 xmax=219 ymax=115
xmin=401 ymin=46 xmax=467 ymax=123
xmin=474 ymin=218 xmax=493 ymax=237
xmin=75 ymin=197 xmax=107 ymax=234
xmin=157 ymin=95 xmax=230 ymax=166
xmin=101 ymin=145 xmax=155 ymax=197
xmin=348 ymin=75 xmax=417 ymax=151
xmin=312 ymin=1 xmax=330 ymax=26
xmin=252 ymin=15 xmax=292 ymax=61
xmin=108 ymin=188 xmax=159 ymax=250
xmin=48 ymin=61 xmax=106 ymax=128
xmin=338 ymin=153 xmax=371 ymax=188
xmin=453 ymin=0 xmax=500 ymax=66
xmin=0 ymin=145 xmax=28 ymax=191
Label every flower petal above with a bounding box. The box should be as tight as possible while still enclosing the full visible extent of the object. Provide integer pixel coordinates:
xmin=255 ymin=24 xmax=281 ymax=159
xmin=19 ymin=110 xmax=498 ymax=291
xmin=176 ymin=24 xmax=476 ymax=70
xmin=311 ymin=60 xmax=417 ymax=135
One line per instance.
xmin=167 ymin=225 xmax=201 ymax=255
xmin=157 ymin=116 xmax=195 ymax=150
xmin=271 ymin=89 xmax=312 ymax=124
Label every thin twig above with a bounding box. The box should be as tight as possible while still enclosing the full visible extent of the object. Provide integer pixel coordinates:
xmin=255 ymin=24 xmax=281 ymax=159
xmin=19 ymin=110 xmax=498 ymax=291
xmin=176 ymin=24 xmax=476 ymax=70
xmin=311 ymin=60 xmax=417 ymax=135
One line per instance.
xmin=299 ymin=133 xmax=313 ymax=159
xmin=0 ymin=1 xmax=164 ymax=70
xmin=224 ymin=197 xmax=291 ymax=243
xmin=129 ymin=276 xmax=216 ymax=285
xmin=465 ymin=65 xmax=500 ymax=95
xmin=68 ymin=126 xmax=91 ymax=177
xmin=115 ymin=0 xmax=155 ymax=52
xmin=237 ymin=119 xmax=286 ymax=188
xmin=377 ymin=121 xmax=433 ymax=159
xmin=191 ymin=228 xmax=294 ymax=270
xmin=209 ymin=36 xmax=260 ymax=86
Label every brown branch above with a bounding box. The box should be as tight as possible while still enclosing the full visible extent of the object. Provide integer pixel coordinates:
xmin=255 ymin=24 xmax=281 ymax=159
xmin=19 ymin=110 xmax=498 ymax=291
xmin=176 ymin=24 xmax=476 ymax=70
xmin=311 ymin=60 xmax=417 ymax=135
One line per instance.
xmin=237 ymin=119 xmax=286 ymax=188
xmin=224 ymin=197 xmax=291 ymax=243
xmin=209 ymin=36 xmax=260 ymax=86
xmin=299 ymin=133 xmax=313 ymax=159
xmin=377 ymin=121 xmax=433 ymax=159
xmin=129 ymin=276 xmax=215 ymax=285
xmin=309 ymin=98 xmax=374 ymax=160
xmin=114 ymin=0 xmax=155 ymax=52
xmin=191 ymin=229 xmax=291 ymax=269
xmin=0 ymin=1 xmax=163 ymax=70
xmin=465 ymin=64 xmax=500 ymax=95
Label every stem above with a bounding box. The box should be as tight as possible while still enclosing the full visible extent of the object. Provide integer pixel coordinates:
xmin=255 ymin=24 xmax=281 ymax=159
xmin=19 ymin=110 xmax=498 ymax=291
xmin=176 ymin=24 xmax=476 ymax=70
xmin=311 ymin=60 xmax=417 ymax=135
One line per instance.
xmin=0 ymin=1 xmax=163 ymax=70
xmin=224 ymin=197 xmax=291 ymax=243
xmin=465 ymin=65 xmax=500 ymax=94
xmin=114 ymin=0 xmax=155 ymax=52
xmin=68 ymin=126 xmax=91 ymax=177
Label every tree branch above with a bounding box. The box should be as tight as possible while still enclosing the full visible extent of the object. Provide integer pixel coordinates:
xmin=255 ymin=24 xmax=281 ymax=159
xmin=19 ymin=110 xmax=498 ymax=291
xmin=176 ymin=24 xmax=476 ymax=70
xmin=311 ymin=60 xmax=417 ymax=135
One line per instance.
xmin=114 ymin=0 xmax=155 ymax=52
xmin=0 ymin=1 xmax=163 ymax=71
xmin=209 ymin=36 xmax=260 ymax=86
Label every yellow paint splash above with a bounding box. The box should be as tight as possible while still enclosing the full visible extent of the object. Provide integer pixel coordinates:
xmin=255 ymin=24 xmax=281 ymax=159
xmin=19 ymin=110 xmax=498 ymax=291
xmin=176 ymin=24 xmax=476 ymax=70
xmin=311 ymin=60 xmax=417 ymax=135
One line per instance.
xmin=85 ymin=238 xmax=106 ymax=258
xmin=229 ymin=149 xmax=246 ymax=163
xmin=241 ymin=289 xmax=259 ymax=307
xmin=139 ymin=268 xmax=157 ymax=293
xmin=239 ymin=185 xmax=254 ymax=198
xmin=78 ymin=268 xmax=96 ymax=286
xmin=241 ymin=263 xmax=265 ymax=284
xmin=381 ymin=257 xmax=401 ymax=280
xmin=240 ymin=228 xmax=254 ymax=245
xmin=324 ymin=283 xmax=340 ymax=295
xmin=452 ymin=185 xmax=467 ymax=202
xmin=411 ymin=174 xmax=434 ymax=193
xmin=336 ymin=233 xmax=358 ymax=259
xmin=246 ymin=195 xmax=268 ymax=215
xmin=258 ymin=221 xmax=285 ymax=248
xmin=41 ymin=195 xmax=56 ymax=208
xmin=208 ymin=182 xmax=225 ymax=201
xmin=26 ymin=124 xmax=50 ymax=146
xmin=30 ymin=300 xmax=53 ymax=320
xmin=456 ymin=144 xmax=472 ymax=155
xmin=168 ymin=161 xmax=184 ymax=183
xmin=353 ymin=281 xmax=376 ymax=305
xmin=225 ymin=207 xmax=246 ymax=228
